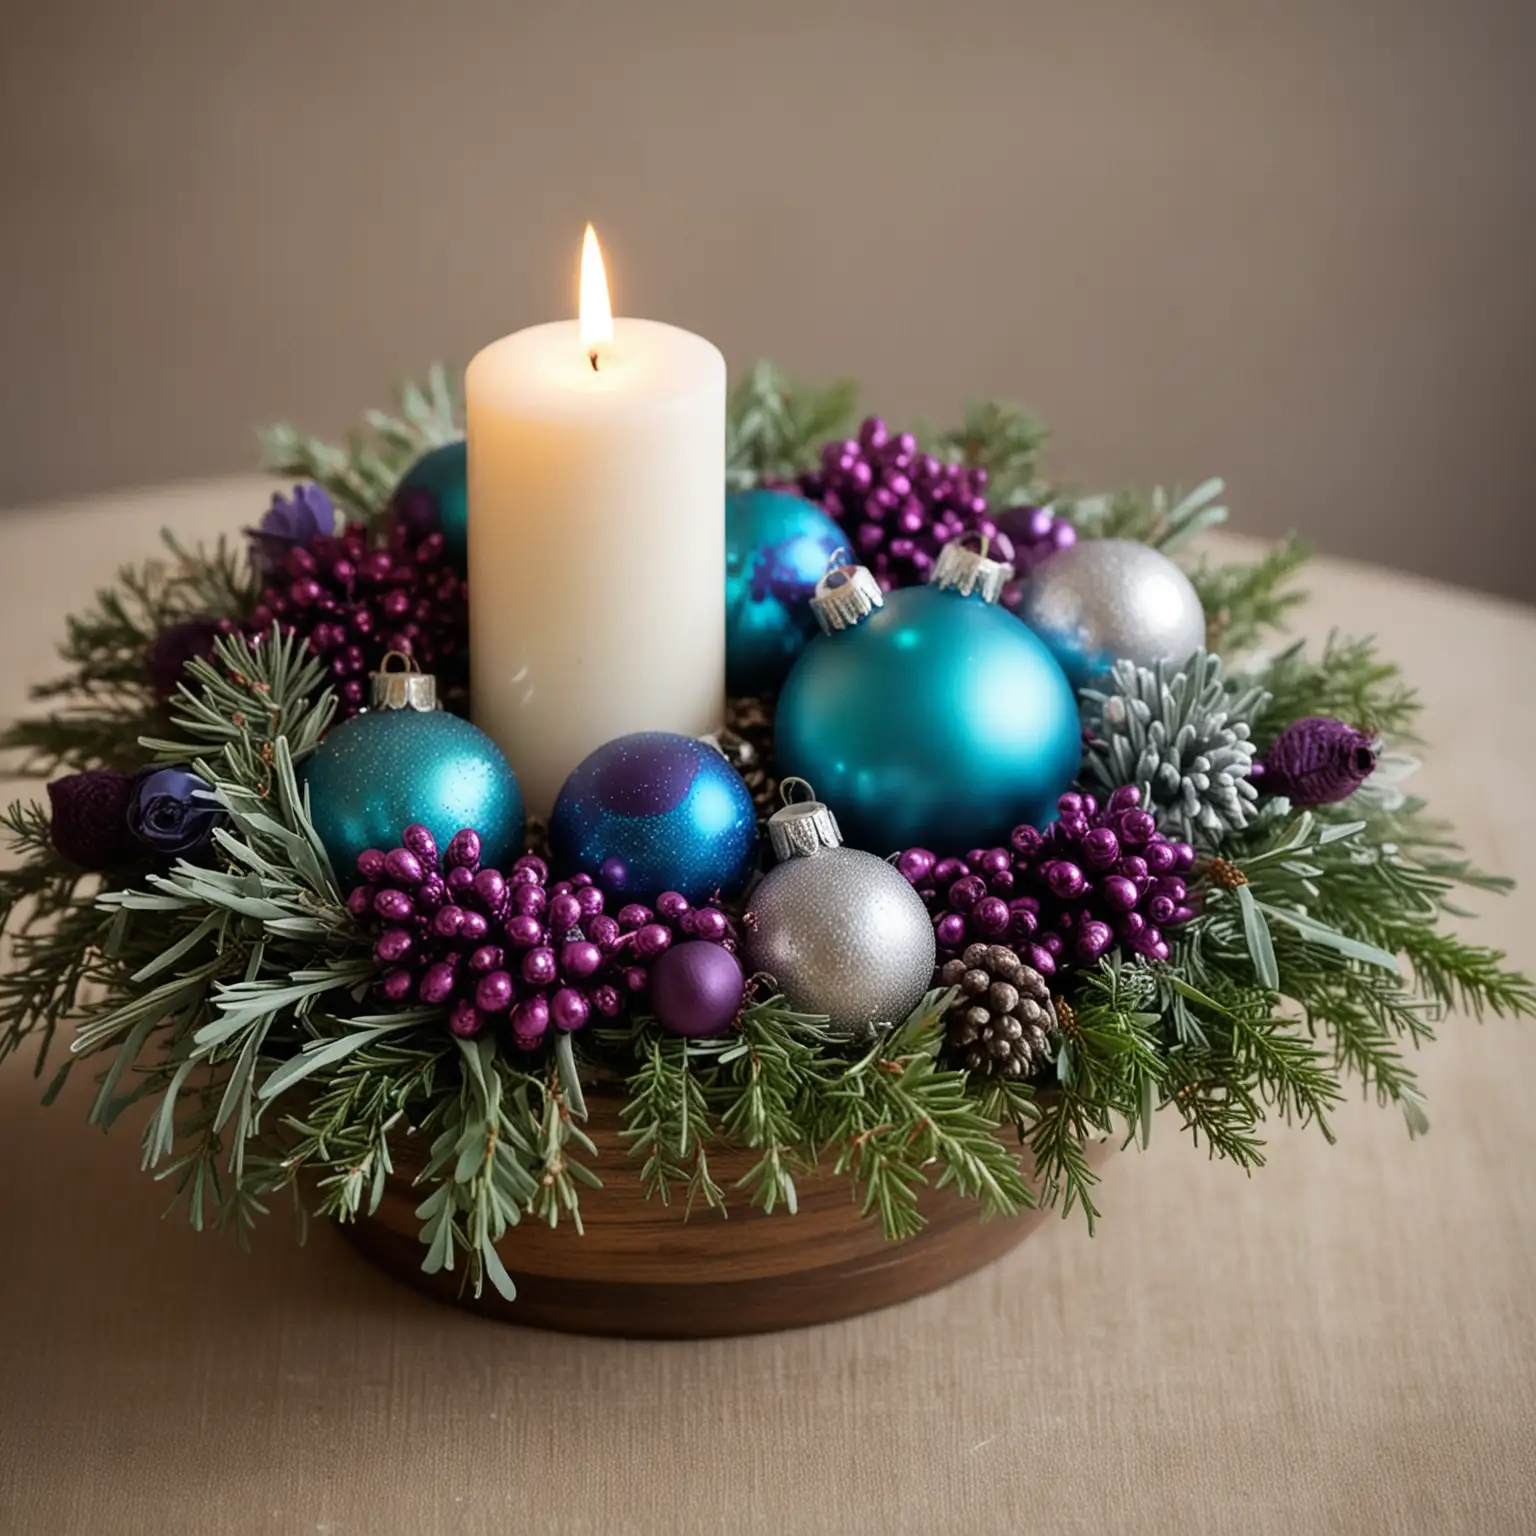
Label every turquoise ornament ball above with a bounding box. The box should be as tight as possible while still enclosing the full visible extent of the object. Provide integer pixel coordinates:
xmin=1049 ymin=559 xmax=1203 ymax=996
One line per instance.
xmin=304 ymin=708 xmax=523 ymax=884
xmin=550 ymin=732 xmax=758 ymax=903
xmin=774 ymin=584 xmax=1081 ymax=854
xmin=392 ymin=440 xmax=468 ymax=572
xmin=726 ymin=490 xmax=847 ymax=695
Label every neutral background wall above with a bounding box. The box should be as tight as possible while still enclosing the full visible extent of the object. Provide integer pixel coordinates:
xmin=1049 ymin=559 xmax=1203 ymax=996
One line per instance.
xmin=1 ymin=0 xmax=1533 ymax=601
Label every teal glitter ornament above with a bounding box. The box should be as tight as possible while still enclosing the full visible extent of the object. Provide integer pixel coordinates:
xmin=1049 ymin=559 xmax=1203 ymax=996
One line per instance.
xmin=550 ymin=732 xmax=758 ymax=903
xmin=726 ymin=489 xmax=847 ymax=696
xmin=391 ymin=440 xmax=468 ymax=572
xmin=304 ymin=658 xmax=523 ymax=884
xmin=774 ymin=541 xmax=1081 ymax=854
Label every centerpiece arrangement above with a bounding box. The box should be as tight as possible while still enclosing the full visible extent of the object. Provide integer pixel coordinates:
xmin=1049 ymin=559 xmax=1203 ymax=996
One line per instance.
xmin=1 ymin=230 xmax=1529 ymax=1336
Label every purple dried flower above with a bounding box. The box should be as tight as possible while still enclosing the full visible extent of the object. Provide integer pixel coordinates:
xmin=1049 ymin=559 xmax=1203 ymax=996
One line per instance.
xmin=145 ymin=616 xmax=234 ymax=701
xmin=1255 ymin=717 xmax=1380 ymax=806
xmin=247 ymin=483 xmax=336 ymax=576
xmin=47 ymin=770 xmax=137 ymax=870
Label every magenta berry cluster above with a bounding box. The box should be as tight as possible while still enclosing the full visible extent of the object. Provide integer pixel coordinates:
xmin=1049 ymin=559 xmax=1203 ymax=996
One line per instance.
xmin=898 ymin=786 xmax=1197 ymax=978
xmin=347 ymin=824 xmax=737 ymax=1050
xmin=795 ymin=416 xmax=1073 ymax=594
xmin=248 ymin=521 xmax=466 ymax=719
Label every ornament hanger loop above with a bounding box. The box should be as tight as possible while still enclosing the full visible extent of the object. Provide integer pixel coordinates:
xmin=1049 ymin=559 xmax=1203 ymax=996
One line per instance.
xmin=369 ymin=651 xmax=438 ymax=713
xmin=810 ymin=560 xmax=885 ymax=635
xmin=742 ymin=970 xmax=779 ymax=1007
xmin=779 ymin=776 xmax=818 ymax=807
xmin=931 ymin=534 xmax=1015 ymax=605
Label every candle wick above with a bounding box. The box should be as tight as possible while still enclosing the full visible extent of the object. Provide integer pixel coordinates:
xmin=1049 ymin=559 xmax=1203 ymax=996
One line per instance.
xmin=588 ymin=350 xmax=600 ymax=373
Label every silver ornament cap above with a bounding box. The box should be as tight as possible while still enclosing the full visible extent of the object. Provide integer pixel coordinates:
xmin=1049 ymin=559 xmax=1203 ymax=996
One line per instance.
xmin=931 ymin=535 xmax=1015 ymax=605
xmin=369 ymin=651 xmax=438 ymax=712
xmin=766 ymin=781 xmax=844 ymax=861
xmin=810 ymin=561 xmax=885 ymax=634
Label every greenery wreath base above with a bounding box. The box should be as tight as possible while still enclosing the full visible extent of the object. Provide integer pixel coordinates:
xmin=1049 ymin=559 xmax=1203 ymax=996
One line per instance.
xmin=1 ymin=363 xmax=1530 ymax=1307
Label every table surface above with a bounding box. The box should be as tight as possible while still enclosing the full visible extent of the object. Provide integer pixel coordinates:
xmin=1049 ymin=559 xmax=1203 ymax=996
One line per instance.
xmin=1 ymin=480 xmax=1533 ymax=1536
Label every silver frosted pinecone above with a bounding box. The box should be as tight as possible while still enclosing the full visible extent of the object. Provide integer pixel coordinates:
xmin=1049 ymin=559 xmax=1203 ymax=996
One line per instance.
xmin=940 ymin=943 xmax=1057 ymax=1080
xmin=1080 ymin=650 xmax=1268 ymax=844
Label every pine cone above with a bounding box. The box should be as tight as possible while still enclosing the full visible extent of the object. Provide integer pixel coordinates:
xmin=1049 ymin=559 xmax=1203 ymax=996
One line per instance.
xmin=718 ymin=695 xmax=779 ymax=819
xmin=940 ymin=942 xmax=1056 ymax=1080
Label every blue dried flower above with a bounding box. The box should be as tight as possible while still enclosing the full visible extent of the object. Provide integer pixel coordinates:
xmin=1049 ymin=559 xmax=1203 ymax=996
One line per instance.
xmin=128 ymin=767 xmax=224 ymax=862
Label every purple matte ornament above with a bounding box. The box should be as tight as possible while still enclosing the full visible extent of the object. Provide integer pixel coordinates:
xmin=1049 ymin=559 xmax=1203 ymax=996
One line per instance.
xmin=145 ymin=617 xmax=232 ymax=701
xmin=649 ymin=941 xmax=746 ymax=1038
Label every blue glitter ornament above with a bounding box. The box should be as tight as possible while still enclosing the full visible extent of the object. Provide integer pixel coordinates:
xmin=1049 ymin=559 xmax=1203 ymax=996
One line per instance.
xmin=391 ymin=440 xmax=468 ymax=572
xmin=774 ymin=542 xmax=1081 ymax=854
xmin=726 ymin=489 xmax=847 ymax=696
xmin=550 ymin=732 xmax=758 ymax=903
xmin=304 ymin=660 xmax=523 ymax=884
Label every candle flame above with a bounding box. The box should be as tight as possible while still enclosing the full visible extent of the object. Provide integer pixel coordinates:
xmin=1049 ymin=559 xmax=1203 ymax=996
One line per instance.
xmin=579 ymin=224 xmax=613 ymax=366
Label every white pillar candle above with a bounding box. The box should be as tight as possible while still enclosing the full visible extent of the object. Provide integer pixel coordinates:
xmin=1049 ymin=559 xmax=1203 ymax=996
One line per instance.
xmin=465 ymin=230 xmax=727 ymax=815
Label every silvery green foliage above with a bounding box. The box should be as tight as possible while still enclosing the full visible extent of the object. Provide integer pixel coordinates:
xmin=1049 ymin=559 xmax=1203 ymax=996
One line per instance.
xmin=1081 ymin=651 xmax=1269 ymax=844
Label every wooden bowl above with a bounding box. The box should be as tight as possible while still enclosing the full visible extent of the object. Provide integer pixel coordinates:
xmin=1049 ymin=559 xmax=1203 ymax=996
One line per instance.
xmin=347 ymin=1085 xmax=1111 ymax=1337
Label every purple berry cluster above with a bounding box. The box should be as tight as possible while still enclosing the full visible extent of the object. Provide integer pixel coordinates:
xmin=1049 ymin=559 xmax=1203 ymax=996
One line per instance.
xmin=347 ymin=824 xmax=737 ymax=1049
xmin=898 ymin=786 xmax=1197 ymax=978
xmin=248 ymin=521 xmax=466 ymax=719
xmin=795 ymin=416 xmax=1074 ymax=593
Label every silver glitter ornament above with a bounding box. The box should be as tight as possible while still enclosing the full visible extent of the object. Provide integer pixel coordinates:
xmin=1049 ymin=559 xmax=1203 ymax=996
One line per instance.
xmin=742 ymin=785 xmax=936 ymax=1037
xmin=1015 ymin=538 xmax=1206 ymax=689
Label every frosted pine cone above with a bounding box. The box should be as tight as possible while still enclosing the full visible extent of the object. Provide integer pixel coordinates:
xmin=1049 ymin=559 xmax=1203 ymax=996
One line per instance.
xmin=941 ymin=943 xmax=1057 ymax=1080
xmin=1080 ymin=652 xmax=1268 ymax=844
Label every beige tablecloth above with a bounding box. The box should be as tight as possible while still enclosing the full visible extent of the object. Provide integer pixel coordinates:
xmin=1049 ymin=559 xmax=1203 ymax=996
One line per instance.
xmin=1 ymin=481 xmax=1533 ymax=1535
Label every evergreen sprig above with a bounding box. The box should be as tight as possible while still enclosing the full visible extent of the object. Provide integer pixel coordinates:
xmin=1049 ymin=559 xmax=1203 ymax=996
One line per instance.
xmin=929 ymin=399 xmax=1051 ymax=509
xmin=0 ymin=363 xmax=1528 ymax=1293
xmin=1063 ymin=478 xmax=1230 ymax=553
xmin=725 ymin=360 xmax=860 ymax=492
xmin=259 ymin=364 xmax=459 ymax=524
xmin=1193 ymin=534 xmax=1311 ymax=656
xmin=0 ymin=532 xmax=256 ymax=777
xmin=1250 ymin=632 xmax=1421 ymax=746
